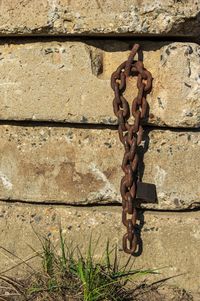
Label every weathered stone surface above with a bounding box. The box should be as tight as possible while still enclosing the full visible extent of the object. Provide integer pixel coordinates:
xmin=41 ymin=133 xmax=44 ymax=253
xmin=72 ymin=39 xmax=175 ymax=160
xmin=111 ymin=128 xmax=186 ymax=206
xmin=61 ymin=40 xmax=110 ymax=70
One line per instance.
xmin=0 ymin=41 xmax=199 ymax=128
xmin=0 ymin=203 xmax=199 ymax=293
xmin=0 ymin=1 xmax=199 ymax=36
xmin=0 ymin=124 xmax=199 ymax=210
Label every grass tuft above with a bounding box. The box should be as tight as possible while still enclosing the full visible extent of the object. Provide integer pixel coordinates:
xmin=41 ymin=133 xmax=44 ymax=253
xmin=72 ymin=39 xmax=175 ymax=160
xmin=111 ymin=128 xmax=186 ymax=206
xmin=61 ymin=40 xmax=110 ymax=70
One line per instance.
xmin=24 ymin=229 xmax=156 ymax=301
xmin=0 ymin=230 xmax=194 ymax=301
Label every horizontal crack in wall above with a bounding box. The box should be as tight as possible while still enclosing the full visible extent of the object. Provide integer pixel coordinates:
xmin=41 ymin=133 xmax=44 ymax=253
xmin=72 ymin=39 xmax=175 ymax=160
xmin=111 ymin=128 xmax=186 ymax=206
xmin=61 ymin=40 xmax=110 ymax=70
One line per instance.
xmin=0 ymin=35 xmax=199 ymax=44
xmin=0 ymin=198 xmax=199 ymax=213
xmin=0 ymin=120 xmax=199 ymax=132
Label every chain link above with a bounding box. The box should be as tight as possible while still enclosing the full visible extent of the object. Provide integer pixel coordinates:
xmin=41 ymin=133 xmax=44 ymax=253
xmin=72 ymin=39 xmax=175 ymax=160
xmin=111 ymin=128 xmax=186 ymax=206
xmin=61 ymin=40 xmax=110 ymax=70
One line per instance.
xmin=111 ymin=44 xmax=152 ymax=254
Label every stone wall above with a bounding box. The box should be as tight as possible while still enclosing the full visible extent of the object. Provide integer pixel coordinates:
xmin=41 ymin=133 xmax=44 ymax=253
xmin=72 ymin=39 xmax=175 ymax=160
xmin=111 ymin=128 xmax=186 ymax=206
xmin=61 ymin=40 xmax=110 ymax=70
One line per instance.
xmin=0 ymin=1 xmax=199 ymax=296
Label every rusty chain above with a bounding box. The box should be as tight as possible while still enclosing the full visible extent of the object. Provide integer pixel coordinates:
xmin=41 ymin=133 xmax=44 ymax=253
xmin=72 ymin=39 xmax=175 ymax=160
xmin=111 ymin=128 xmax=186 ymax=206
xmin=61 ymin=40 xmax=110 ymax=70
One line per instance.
xmin=111 ymin=44 xmax=153 ymax=255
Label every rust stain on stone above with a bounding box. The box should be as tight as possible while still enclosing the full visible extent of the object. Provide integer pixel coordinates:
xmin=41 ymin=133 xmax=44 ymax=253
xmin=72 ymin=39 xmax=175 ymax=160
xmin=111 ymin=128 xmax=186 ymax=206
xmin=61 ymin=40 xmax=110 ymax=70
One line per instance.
xmin=55 ymin=162 xmax=103 ymax=196
xmin=19 ymin=161 xmax=55 ymax=177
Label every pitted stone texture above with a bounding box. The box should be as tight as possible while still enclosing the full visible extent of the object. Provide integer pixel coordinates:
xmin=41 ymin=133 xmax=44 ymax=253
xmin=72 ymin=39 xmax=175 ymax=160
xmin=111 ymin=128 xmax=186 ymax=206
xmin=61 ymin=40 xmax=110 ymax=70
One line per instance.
xmin=0 ymin=1 xmax=199 ymax=36
xmin=0 ymin=125 xmax=199 ymax=210
xmin=0 ymin=203 xmax=199 ymax=293
xmin=0 ymin=41 xmax=199 ymax=128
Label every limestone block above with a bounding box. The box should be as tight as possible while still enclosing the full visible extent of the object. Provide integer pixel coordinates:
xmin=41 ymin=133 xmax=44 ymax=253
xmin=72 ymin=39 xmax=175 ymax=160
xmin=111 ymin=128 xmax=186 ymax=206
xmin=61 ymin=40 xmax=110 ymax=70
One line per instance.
xmin=0 ymin=203 xmax=199 ymax=293
xmin=0 ymin=1 xmax=199 ymax=36
xmin=0 ymin=125 xmax=199 ymax=210
xmin=0 ymin=41 xmax=199 ymax=127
